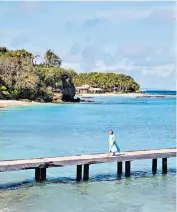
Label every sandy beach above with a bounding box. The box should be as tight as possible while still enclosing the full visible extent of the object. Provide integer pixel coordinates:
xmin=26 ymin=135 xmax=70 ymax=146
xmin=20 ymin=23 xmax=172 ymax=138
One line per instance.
xmin=0 ymin=92 xmax=175 ymax=108
xmin=78 ymin=93 xmax=176 ymax=98
xmin=0 ymin=100 xmax=35 ymax=108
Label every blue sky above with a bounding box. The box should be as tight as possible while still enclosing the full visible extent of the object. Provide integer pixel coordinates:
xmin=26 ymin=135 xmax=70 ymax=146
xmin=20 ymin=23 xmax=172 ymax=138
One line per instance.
xmin=0 ymin=1 xmax=175 ymax=89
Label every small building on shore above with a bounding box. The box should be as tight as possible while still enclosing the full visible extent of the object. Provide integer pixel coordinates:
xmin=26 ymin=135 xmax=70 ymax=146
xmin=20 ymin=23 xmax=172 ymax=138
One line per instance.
xmin=89 ymin=88 xmax=105 ymax=93
xmin=76 ymin=85 xmax=105 ymax=94
xmin=76 ymin=84 xmax=90 ymax=94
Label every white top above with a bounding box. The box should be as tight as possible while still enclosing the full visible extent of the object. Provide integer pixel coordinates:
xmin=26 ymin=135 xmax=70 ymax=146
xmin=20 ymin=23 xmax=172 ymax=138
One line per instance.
xmin=108 ymin=134 xmax=116 ymax=146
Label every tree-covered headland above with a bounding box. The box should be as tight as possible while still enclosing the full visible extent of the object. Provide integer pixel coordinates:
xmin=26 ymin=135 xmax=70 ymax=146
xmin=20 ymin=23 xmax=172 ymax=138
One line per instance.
xmin=73 ymin=72 xmax=140 ymax=92
xmin=0 ymin=47 xmax=140 ymax=102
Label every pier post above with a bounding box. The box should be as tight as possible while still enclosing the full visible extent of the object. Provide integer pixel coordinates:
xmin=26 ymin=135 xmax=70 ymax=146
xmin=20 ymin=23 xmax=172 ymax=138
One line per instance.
xmin=162 ymin=158 xmax=167 ymax=174
xmin=117 ymin=162 xmax=122 ymax=176
xmin=152 ymin=159 xmax=157 ymax=174
xmin=125 ymin=161 xmax=131 ymax=177
xmin=35 ymin=167 xmax=46 ymax=182
xmin=76 ymin=165 xmax=82 ymax=181
xmin=83 ymin=164 xmax=89 ymax=181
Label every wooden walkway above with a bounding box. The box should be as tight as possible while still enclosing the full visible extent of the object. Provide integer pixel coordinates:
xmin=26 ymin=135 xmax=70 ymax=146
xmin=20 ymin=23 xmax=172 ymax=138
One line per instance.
xmin=0 ymin=148 xmax=176 ymax=182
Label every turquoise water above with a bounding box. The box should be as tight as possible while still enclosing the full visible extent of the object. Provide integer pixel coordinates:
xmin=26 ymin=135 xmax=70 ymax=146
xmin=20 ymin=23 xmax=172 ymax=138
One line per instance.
xmin=142 ymin=90 xmax=176 ymax=95
xmin=0 ymin=96 xmax=176 ymax=211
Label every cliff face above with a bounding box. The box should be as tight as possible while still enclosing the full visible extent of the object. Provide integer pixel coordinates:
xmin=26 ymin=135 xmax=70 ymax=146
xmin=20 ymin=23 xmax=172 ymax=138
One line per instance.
xmin=61 ymin=74 xmax=80 ymax=102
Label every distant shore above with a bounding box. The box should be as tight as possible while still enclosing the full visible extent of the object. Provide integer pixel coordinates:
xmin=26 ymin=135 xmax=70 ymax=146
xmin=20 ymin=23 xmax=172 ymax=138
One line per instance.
xmin=78 ymin=92 xmax=176 ymax=98
xmin=0 ymin=92 xmax=175 ymax=108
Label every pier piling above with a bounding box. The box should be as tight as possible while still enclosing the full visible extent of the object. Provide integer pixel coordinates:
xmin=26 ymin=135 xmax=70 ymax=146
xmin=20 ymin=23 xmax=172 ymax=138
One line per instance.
xmin=83 ymin=164 xmax=89 ymax=181
xmin=125 ymin=161 xmax=131 ymax=177
xmin=35 ymin=167 xmax=46 ymax=182
xmin=162 ymin=158 xmax=167 ymax=174
xmin=152 ymin=158 xmax=157 ymax=174
xmin=76 ymin=165 xmax=82 ymax=181
xmin=117 ymin=162 xmax=122 ymax=176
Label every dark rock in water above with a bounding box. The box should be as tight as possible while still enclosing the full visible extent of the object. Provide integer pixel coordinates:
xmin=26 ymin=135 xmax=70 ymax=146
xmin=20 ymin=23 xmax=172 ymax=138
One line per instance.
xmin=61 ymin=74 xmax=80 ymax=102
xmin=82 ymin=96 xmax=94 ymax=99
xmin=80 ymin=99 xmax=94 ymax=103
xmin=80 ymin=99 xmax=102 ymax=104
xmin=136 ymin=95 xmax=165 ymax=98
xmin=72 ymin=97 xmax=81 ymax=102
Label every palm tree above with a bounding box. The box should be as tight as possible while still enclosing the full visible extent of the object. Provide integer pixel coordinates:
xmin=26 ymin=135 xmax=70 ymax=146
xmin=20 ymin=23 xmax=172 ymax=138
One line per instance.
xmin=44 ymin=49 xmax=62 ymax=67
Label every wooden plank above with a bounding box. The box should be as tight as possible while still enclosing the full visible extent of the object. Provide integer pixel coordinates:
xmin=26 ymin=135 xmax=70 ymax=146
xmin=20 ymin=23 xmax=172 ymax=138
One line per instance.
xmin=76 ymin=165 xmax=82 ymax=181
xmin=83 ymin=164 xmax=89 ymax=181
xmin=125 ymin=161 xmax=131 ymax=177
xmin=117 ymin=162 xmax=122 ymax=176
xmin=0 ymin=148 xmax=176 ymax=172
xmin=152 ymin=159 xmax=157 ymax=174
xmin=162 ymin=158 xmax=167 ymax=174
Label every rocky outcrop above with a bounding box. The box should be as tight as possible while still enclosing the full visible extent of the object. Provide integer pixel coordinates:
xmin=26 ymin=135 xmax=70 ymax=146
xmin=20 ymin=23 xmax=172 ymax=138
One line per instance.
xmin=52 ymin=92 xmax=63 ymax=103
xmin=61 ymin=74 xmax=80 ymax=102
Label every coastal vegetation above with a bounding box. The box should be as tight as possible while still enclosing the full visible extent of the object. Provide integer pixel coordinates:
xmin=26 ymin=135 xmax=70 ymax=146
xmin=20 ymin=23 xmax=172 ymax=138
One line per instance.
xmin=0 ymin=47 xmax=140 ymax=102
xmin=0 ymin=47 xmax=75 ymax=102
xmin=74 ymin=72 xmax=140 ymax=92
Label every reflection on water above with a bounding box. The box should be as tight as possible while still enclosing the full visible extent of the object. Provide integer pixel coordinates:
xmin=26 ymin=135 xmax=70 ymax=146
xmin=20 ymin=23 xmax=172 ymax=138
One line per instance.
xmin=0 ymin=169 xmax=176 ymax=190
xmin=0 ymin=173 xmax=176 ymax=212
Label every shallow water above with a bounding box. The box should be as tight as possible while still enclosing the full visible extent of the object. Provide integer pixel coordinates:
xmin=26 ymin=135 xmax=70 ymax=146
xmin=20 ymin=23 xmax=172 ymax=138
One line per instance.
xmin=0 ymin=96 xmax=176 ymax=212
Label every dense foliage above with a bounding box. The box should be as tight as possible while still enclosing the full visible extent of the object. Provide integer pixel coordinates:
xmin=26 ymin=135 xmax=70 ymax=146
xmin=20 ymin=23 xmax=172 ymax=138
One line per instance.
xmin=0 ymin=47 xmax=75 ymax=101
xmin=0 ymin=47 xmax=140 ymax=102
xmin=73 ymin=72 xmax=140 ymax=92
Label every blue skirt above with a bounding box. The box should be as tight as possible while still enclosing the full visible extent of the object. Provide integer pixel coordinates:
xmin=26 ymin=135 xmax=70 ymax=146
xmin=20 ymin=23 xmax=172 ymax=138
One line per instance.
xmin=109 ymin=142 xmax=120 ymax=153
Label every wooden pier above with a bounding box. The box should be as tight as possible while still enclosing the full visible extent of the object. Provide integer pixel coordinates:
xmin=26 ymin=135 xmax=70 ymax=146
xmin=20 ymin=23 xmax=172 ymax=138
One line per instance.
xmin=0 ymin=148 xmax=176 ymax=182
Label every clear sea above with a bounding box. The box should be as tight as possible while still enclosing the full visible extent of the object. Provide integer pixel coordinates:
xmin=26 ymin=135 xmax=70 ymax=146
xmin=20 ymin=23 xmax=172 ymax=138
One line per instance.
xmin=142 ymin=90 xmax=176 ymax=95
xmin=0 ymin=95 xmax=176 ymax=212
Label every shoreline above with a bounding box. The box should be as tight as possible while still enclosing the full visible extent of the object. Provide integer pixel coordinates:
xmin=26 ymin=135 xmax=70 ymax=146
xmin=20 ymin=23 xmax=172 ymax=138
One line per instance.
xmin=0 ymin=100 xmax=38 ymax=108
xmin=78 ymin=92 xmax=176 ymax=98
xmin=0 ymin=92 xmax=175 ymax=108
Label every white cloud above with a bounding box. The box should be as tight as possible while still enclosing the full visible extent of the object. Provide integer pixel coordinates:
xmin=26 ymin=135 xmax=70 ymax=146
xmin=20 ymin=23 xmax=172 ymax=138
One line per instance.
xmin=85 ymin=5 xmax=175 ymax=23
xmin=63 ymin=3 xmax=174 ymax=28
xmin=86 ymin=60 xmax=175 ymax=79
xmin=91 ymin=59 xmax=134 ymax=73
xmin=62 ymin=62 xmax=82 ymax=72
xmin=0 ymin=1 xmax=174 ymax=89
xmin=95 ymin=8 xmax=151 ymax=20
xmin=141 ymin=64 xmax=175 ymax=78
xmin=62 ymin=48 xmax=175 ymax=81
xmin=62 ymin=41 xmax=175 ymax=82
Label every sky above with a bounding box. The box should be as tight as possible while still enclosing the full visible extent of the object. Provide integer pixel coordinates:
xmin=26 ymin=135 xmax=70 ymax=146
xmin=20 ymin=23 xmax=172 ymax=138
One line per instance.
xmin=0 ymin=1 xmax=175 ymax=90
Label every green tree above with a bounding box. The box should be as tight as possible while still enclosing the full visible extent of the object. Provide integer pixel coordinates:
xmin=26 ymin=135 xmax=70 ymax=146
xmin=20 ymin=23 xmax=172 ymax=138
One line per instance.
xmin=44 ymin=49 xmax=62 ymax=67
xmin=73 ymin=72 xmax=140 ymax=92
xmin=0 ymin=46 xmax=140 ymax=102
xmin=0 ymin=47 xmax=8 ymax=53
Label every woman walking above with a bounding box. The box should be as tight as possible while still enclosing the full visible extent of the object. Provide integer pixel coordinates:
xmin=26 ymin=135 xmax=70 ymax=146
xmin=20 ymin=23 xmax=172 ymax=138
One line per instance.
xmin=108 ymin=130 xmax=120 ymax=156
